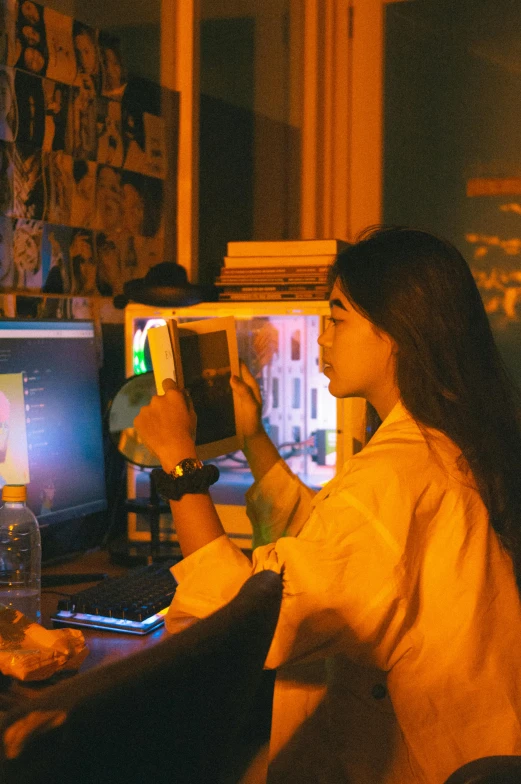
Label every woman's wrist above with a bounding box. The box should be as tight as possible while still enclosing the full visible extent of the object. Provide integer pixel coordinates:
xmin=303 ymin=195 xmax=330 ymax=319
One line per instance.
xmin=243 ymin=427 xmax=268 ymax=451
xmin=159 ymin=439 xmax=198 ymax=475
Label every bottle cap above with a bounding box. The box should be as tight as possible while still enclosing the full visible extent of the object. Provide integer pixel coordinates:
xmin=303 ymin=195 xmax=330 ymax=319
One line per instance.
xmin=2 ymin=485 xmax=26 ymax=502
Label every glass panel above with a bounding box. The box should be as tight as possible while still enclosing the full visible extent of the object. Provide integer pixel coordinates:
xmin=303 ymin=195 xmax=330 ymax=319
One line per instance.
xmin=384 ymin=0 xmax=521 ymax=383
xmin=199 ymin=1 xmax=303 ymax=284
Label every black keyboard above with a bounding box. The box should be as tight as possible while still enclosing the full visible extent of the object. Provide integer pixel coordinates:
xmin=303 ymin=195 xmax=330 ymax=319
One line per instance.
xmin=51 ymin=559 xmax=182 ymax=635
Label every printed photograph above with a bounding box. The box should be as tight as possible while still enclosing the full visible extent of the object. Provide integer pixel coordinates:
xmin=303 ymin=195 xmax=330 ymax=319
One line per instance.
xmin=14 ymin=68 xmax=44 ymax=147
xmin=42 ymin=6 xmax=76 ymax=85
xmin=41 ymin=222 xmax=72 ymax=293
xmin=179 ymin=328 xmax=236 ymax=447
xmin=0 ymin=138 xmax=13 ymax=213
xmin=69 ymin=227 xmax=96 ymax=295
xmin=0 ymin=214 xmax=14 ymax=286
xmin=12 ymin=217 xmax=43 ymax=289
xmin=143 ymin=111 xmax=166 ymax=179
xmin=0 ymin=66 xmax=16 ymax=141
xmin=15 ymin=0 xmax=48 ymax=77
xmin=70 ymin=157 xmax=95 ymax=228
xmin=12 ymin=142 xmax=45 ymax=219
xmin=1 ymin=0 xmax=17 ymax=67
xmin=72 ymin=21 xmax=100 ymax=94
xmin=92 ymin=162 xmax=122 ymax=233
xmin=121 ymin=76 xmax=161 ymax=177
xmin=45 ymin=148 xmax=72 ymax=224
xmin=70 ymin=75 xmax=97 ymax=160
xmin=96 ymin=96 xmax=123 ymax=167
xmin=42 ymin=77 xmax=70 ymax=152
xmin=99 ymin=31 xmax=126 ymax=100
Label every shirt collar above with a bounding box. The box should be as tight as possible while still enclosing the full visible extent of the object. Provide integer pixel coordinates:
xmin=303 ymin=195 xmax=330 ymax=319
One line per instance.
xmin=377 ymin=398 xmax=411 ymax=430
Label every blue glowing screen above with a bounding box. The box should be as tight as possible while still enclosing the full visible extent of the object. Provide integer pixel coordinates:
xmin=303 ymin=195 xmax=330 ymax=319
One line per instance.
xmin=0 ymin=320 xmax=107 ymax=525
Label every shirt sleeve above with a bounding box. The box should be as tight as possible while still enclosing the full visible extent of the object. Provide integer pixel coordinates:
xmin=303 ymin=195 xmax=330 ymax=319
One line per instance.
xmin=165 ymin=535 xmax=253 ymax=632
xmin=166 ymin=486 xmax=405 ymax=672
xmin=245 ymin=458 xmax=316 ymax=547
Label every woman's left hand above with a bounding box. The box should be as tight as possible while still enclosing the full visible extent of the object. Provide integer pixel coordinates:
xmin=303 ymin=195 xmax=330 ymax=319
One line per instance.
xmin=133 ymin=378 xmax=198 ymax=473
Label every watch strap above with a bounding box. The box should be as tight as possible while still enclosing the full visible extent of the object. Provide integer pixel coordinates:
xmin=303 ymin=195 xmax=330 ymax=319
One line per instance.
xmin=151 ymin=464 xmax=220 ymax=502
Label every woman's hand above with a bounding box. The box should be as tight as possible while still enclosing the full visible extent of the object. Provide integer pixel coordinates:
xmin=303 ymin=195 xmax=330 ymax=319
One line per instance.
xmin=230 ymin=361 xmax=264 ymax=445
xmin=133 ymin=378 xmax=198 ymax=473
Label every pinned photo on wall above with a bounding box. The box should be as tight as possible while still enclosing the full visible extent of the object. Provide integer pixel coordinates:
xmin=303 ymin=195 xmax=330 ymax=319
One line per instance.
xmin=70 ymin=76 xmax=97 ymax=160
xmin=1 ymin=0 xmax=17 ymax=67
xmin=0 ymin=139 xmax=13 ymax=214
xmin=96 ymin=96 xmax=123 ymax=168
xmin=121 ymin=76 xmax=161 ymax=177
xmin=122 ymin=170 xmax=163 ymax=238
xmin=13 ymin=142 xmax=46 ymax=219
xmin=69 ymin=227 xmax=97 ymax=295
xmin=0 ymin=215 xmax=14 ymax=287
xmin=143 ymin=112 xmax=166 ymax=180
xmin=0 ymin=372 xmax=30 ymax=487
xmin=41 ymin=222 xmax=72 ymax=293
xmin=14 ymin=68 xmax=44 ymax=147
xmin=42 ymin=6 xmax=76 ymax=85
xmin=93 ymin=162 xmax=122 ymax=234
xmin=15 ymin=0 xmax=48 ymax=77
xmin=95 ymin=230 xmax=123 ymax=296
xmin=99 ymin=32 xmax=126 ymax=101
xmin=0 ymin=65 xmax=16 ymax=141
xmin=72 ymin=21 xmax=100 ymax=94
xmin=70 ymin=157 xmax=95 ymax=228
xmin=42 ymin=77 xmax=70 ymax=151
xmin=45 ymin=149 xmax=72 ymax=224
xmin=12 ymin=217 xmax=43 ymax=290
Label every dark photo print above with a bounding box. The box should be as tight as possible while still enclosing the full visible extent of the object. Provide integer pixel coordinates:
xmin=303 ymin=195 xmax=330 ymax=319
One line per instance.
xmin=70 ymin=76 xmax=97 ymax=160
xmin=96 ymin=95 xmax=123 ymax=167
xmin=70 ymin=157 xmax=95 ymax=228
xmin=0 ymin=215 xmax=14 ymax=286
xmin=16 ymin=0 xmax=48 ymax=76
xmin=178 ymin=328 xmax=236 ymax=446
xmin=13 ymin=142 xmax=45 ymax=220
xmin=41 ymin=222 xmax=72 ymax=294
xmin=12 ymin=217 xmax=43 ymax=289
xmin=14 ymin=68 xmax=44 ymax=147
xmin=99 ymin=32 xmax=126 ymax=101
xmin=45 ymin=149 xmax=72 ymax=225
xmin=73 ymin=21 xmax=100 ymax=94
xmin=42 ymin=77 xmax=70 ymax=151
xmin=0 ymin=138 xmax=13 ymax=214
xmin=0 ymin=66 xmax=16 ymax=141
xmin=69 ymin=227 xmax=97 ymax=295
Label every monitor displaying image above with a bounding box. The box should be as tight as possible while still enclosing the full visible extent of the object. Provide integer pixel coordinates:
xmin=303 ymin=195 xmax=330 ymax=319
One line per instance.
xmin=0 ymin=319 xmax=107 ymax=526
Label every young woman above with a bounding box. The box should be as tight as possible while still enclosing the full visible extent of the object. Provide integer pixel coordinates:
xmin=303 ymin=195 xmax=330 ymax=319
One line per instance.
xmin=134 ymin=227 xmax=521 ymax=784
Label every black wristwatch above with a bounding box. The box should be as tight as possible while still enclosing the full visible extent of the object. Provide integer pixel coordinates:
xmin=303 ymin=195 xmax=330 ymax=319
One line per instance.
xmin=151 ymin=458 xmax=220 ymax=502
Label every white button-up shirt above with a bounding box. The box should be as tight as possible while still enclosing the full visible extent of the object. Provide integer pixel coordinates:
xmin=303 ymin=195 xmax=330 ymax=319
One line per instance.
xmin=167 ymin=401 xmax=521 ymax=783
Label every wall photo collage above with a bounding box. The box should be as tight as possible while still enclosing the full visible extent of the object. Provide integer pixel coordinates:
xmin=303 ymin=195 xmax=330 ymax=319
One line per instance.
xmin=0 ymin=0 xmax=178 ymax=309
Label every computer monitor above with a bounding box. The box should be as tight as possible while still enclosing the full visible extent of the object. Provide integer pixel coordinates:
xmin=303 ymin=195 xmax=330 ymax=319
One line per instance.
xmin=0 ymin=319 xmax=107 ymax=557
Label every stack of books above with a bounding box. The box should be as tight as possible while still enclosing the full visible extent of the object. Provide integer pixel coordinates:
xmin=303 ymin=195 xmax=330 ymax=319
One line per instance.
xmin=216 ymin=239 xmax=349 ymax=301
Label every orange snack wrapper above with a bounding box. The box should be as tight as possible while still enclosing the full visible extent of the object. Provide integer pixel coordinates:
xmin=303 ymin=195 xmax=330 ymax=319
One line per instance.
xmin=0 ymin=605 xmax=88 ymax=681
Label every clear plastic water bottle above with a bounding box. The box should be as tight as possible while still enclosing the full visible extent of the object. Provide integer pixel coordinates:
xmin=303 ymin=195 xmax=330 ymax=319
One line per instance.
xmin=0 ymin=485 xmax=41 ymax=623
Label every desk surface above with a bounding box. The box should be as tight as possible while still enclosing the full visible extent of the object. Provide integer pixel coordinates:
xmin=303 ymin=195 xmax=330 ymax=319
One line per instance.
xmin=2 ymin=549 xmax=169 ymax=703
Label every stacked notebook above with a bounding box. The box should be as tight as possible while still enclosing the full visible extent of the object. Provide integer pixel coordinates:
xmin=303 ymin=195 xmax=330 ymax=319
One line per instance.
xmin=216 ymin=239 xmax=349 ymax=301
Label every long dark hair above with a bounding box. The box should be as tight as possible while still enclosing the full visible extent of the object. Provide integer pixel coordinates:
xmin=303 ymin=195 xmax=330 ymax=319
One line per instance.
xmin=330 ymin=226 xmax=521 ymax=580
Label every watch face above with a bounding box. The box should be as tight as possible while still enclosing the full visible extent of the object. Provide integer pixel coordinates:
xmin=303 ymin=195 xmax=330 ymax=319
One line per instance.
xmin=176 ymin=458 xmax=203 ymax=477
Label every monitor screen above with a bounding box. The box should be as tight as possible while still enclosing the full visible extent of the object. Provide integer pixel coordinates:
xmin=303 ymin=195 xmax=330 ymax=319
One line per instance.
xmin=0 ymin=319 xmax=107 ymax=528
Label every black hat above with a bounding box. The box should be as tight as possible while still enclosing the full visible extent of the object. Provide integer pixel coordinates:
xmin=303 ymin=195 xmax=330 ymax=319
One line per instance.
xmin=115 ymin=262 xmax=218 ymax=308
